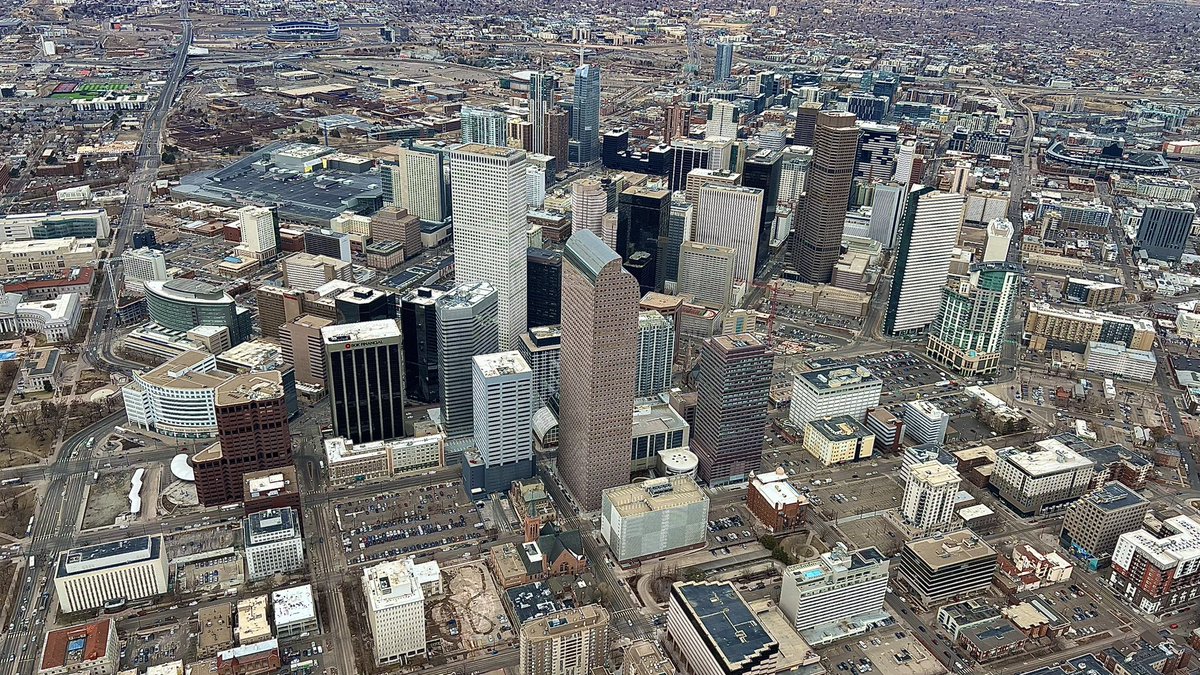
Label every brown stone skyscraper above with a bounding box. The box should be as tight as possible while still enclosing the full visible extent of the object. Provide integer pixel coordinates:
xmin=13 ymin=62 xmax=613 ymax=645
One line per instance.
xmin=546 ymin=108 xmax=570 ymax=170
xmin=557 ymin=229 xmax=640 ymax=510
xmin=691 ymin=334 xmax=772 ymax=486
xmin=790 ymin=111 xmax=860 ymax=283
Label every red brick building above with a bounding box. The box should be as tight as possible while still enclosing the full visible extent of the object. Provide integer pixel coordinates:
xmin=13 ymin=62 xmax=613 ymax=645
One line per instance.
xmin=746 ymin=467 xmax=809 ymax=534
xmin=216 ymin=640 xmax=281 ymax=675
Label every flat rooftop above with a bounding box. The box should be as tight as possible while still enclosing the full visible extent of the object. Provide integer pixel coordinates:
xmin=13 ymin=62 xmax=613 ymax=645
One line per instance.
xmin=474 ymin=351 xmax=531 ymax=378
xmin=41 ymin=619 xmax=113 ymax=671
xmin=272 ymin=584 xmax=316 ymax=626
xmin=1079 ymin=481 xmax=1147 ymax=512
xmin=320 ymin=318 xmax=401 ymax=344
xmin=905 ymin=530 xmax=996 ymax=570
xmin=808 ymin=415 xmax=872 ymax=442
xmin=604 ymin=475 xmax=707 ymax=517
xmin=798 ymin=364 xmax=880 ymax=391
xmin=58 ymin=536 xmax=161 ymax=577
xmin=214 ymin=372 xmax=283 ymax=406
xmin=673 ymin=582 xmax=777 ymax=671
xmin=1002 ymin=439 xmax=1094 ymax=476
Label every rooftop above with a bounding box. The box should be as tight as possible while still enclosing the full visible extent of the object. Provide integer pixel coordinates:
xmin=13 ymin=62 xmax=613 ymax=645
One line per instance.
xmin=474 ymin=351 xmax=531 ymax=378
xmin=364 ymin=558 xmax=424 ymax=610
xmin=271 ymin=584 xmax=316 ymax=627
xmin=808 ymin=415 xmax=873 ymax=442
xmin=214 ymin=372 xmax=284 ymax=406
xmin=909 ymin=461 xmax=961 ymax=487
xmin=40 ymin=619 xmax=113 ymax=671
xmin=905 ymin=530 xmax=996 ymax=569
xmin=1115 ymin=514 xmax=1200 ymax=569
xmin=320 ymin=319 xmax=401 ymax=345
xmin=798 ymin=364 xmax=880 ymax=391
xmin=786 ymin=546 xmax=887 ymax=585
xmin=603 ymin=475 xmax=707 ymax=517
xmin=672 ymin=582 xmax=777 ymax=671
xmin=58 ymin=535 xmax=161 ymax=578
xmin=1078 ymin=481 xmax=1147 ymax=512
xmin=1001 ymin=439 xmax=1095 ymax=476
xmin=750 ymin=468 xmax=807 ymax=507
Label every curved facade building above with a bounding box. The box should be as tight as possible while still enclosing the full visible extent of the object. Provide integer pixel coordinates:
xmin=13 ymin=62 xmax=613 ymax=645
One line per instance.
xmin=122 ymin=352 xmax=225 ymax=438
xmin=145 ymin=279 xmax=251 ymax=345
xmin=268 ymin=20 xmax=341 ymax=42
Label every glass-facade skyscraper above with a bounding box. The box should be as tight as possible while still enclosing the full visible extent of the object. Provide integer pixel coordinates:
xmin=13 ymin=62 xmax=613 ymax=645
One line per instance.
xmin=570 ymin=62 xmax=601 ymax=165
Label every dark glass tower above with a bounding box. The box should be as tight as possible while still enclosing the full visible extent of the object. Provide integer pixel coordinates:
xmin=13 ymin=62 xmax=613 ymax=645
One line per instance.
xmin=617 ymin=184 xmax=672 ymax=294
xmin=526 ymin=248 xmax=562 ymax=327
xmin=570 ymin=61 xmax=601 ymax=165
xmin=400 ymin=287 xmax=444 ymax=404
xmin=742 ymin=148 xmax=782 ymax=278
xmin=323 ymin=320 xmax=406 ymax=443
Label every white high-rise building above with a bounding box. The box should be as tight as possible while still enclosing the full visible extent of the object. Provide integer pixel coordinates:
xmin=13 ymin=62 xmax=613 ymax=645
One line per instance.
xmin=884 ymin=185 xmax=966 ymax=335
xmin=903 ymin=400 xmax=950 ymax=445
xmin=437 ymin=282 xmax=500 ymax=441
xmin=779 ymin=546 xmax=889 ymax=632
xmin=571 ymin=179 xmax=607 ymax=239
xmin=901 ymin=461 xmax=961 ymax=532
xmin=983 ymin=217 xmax=1014 ymax=263
xmin=460 ymin=107 xmax=508 ymax=146
xmin=636 ymin=312 xmax=674 ymax=397
xmin=472 ymin=351 xmax=533 ymax=480
xmin=449 ymin=145 xmax=529 ymax=349
xmin=695 ymin=184 xmax=763 ymax=283
xmin=236 ymin=205 xmax=277 ymax=259
xmin=364 ymin=559 xmax=429 ymax=665
xmin=867 ymin=183 xmax=906 ymax=248
xmin=243 ymin=507 xmax=305 ymax=581
xmin=677 ymin=241 xmax=736 ymax=310
xmin=894 ymin=139 xmax=917 ymax=184
xmin=789 ymin=364 xmax=882 ymax=431
xmin=705 ymin=99 xmax=739 ymax=141
xmin=121 ymin=247 xmax=168 ymax=293
xmin=779 ymin=146 xmax=812 ymax=205
xmin=526 ymin=165 xmax=546 ymax=208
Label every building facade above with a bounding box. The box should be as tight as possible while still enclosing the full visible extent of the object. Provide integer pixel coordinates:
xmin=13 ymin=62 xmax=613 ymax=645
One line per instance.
xmin=53 ymin=537 xmax=169 ymax=614
xmin=436 ymin=282 xmax=500 ymax=440
xmin=600 ymin=476 xmax=709 ymax=561
xmin=885 ymin=185 xmax=966 ymax=335
xmin=691 ymin=335 xmax=772 ymax=485
xmin=779 ymin=547 xmax=889 ymax=633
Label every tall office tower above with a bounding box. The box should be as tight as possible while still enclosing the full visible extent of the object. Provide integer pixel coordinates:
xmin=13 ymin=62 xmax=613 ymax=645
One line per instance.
xmin=545 ymin=108 xmax=571 ymax=168
xmin=529 ymin=71 xmax=556 ymax=155
xmin=517 ymin=326 xmax=561 ymax=411
xmin=236 ymin=205 xmax=277 ymax=260
xmin=691 ymin=334 xmax=771 ymax=486
xmin=304 ymin=228 xmax=351 ymax=263
xmin=322 ymin=320 xmax=406 ymax=444
xmin=279 ymin=314 xmax=332 ymax=388
xmin=466 ymin=351 xmax=534 ymax=493
xmin=558 ymin=230 xmax=640 ymax=510
xmin=461 ymin=107 xmax=508 ymax=146
xmin=571 ymin=178 xmax=608 ymax=239
xmin=664 ymin=102 xmax=690 ymax=142
xmin=696 ymin=184 xmax=764 ymax=283
xmin=1137 ymin=202 xmax=1197 ymax=262
xmin=636 ymin=311 xmax=674 ymax=397
xmin=335 ymin=287 xmax=395 ymax=324
xmin=983 ymin=218 xmax=1014 ymax=263
xmin=526 ymin=165 xmax=546 ymax=208
xmin=669 ymin=139 xmax=716 ymax=190
xmin=926 ymin=262 xmax=1021 ymax=376
xmin=894 ymin=139 xmax=917 ymax=185
xmin=678 ymin=241 xmax=736 ymax=310
xmin=885 ymin=185 xmax=967 ymax=335
xmin=193 ymin=372 xmax=291 ymax=507
xmin=436 ymin=282 xmax=500 ymax=440
xmin=570 ymin=60 xmax=601 ymax=165
xmin=949 ymin=162 xmax=971 ymax=195
xmin=509 ymin=119 xmax=533 ymax=151
xmin=526 ymin=248 xmax=562 ymax=327
xmin=791 ymin=111 xmax=859 ymax=283
xmin=867 ymin=182 xmax=906 ymax=248
xmin=705 ymin=99 xmax=739 ymax=140
xmin=742 ymin=147 xmax=783 ymax=276
xmin=617 ymin=183 xmax=672 ymax=293
xmin=121 ymin=247 xmax=168 ymax=293
xmin=519 ymin=606 xmax=611 ymax=675
xmin=363 ymin=558 xmax=431 ymax=666
xmin=685 ymin=168 xmax=742 ymax=207
xmin=855 ymin=123 xmax=900 ymax=182
xmin=664 ymin=196 xmax=693 ymax=289
xmin=400 ymin=287 xmax=444 ymax=404
xmin=384 ymin=145 xmax=450 ymax=228
xmin=779 ymin=146 xmax=812 ymax=204
xmin=901 ymin=461 xmax=961 ymax=532
xmin=713 ymin=40 xmax=734 ymax=82
xmin=793 ymin=101 xmax=822 ymax=147
xmin=448 ymin=144 xmax=529 ymax=349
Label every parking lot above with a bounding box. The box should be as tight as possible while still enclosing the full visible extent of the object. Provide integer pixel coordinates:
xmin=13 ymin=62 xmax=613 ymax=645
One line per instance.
xmin=175 ymin=551 xmax=242 ymax=595
xmin=705 ymin=509 xmax=756 ymax=556
xmin=120 ymin=622 xmax=184 ymax=671
xmin=805 ymin=350 xmax=963 ymax=406
xmin=809 ymin=474 xmax=903 ymax=522
xmin=335 ymin=479 xmax=486 ymax=567
xmin=820 ymin=626 xmax=944 ymax=675
xmin=1039 ymin=583 xmax=1120 ymax=643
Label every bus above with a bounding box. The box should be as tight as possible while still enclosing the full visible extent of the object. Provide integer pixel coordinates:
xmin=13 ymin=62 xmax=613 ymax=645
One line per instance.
xmin=27 ymin=556 xmax=34 ymax=567
xmin=85 ymin=436 xmax=95 ymax=449
xmin=0 ymin=477 xmax=21 ymax=486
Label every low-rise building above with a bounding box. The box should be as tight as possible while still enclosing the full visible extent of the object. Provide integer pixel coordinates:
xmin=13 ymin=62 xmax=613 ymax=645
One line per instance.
xmin=197 ymin=603 xmax=234 ymax=659
xmin=1084 ymin=341 xmax=1157 ymax=382
xmin=235 ymin=596 xmax=272 ymax=644
xmin=271 ymin=585 xmax=317 ymax=641
xmin=0 ymin=292 xmax=82 ymax=342
xmin=38 ymin=619 xmax=119 ymax=675
xmin=864 ymin=407 xmax=904 ymax=453
xmin=746 ymin=468 xmax=809 ymax=534
xmin=215 ymin=639 xmax=279 ymax=675
xmin=789 ymin=365 xmax=881 ymax=432
xmin=803 ymin=416 xmax=875 ymax=466
xmin=937 ymin=599 xmax=1002 ymax=642
xmin=897 ymin=530 xmax=997 ymax=608
xmin=323 ymin=434 xmax=446 ymax=484
xmin=600 ymin=476 xmax=709 ymax=561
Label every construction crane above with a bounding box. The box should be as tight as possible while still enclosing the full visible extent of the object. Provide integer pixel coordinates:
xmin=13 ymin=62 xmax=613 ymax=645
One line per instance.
xmin=682 ymin=8 xmax=701 ymax=81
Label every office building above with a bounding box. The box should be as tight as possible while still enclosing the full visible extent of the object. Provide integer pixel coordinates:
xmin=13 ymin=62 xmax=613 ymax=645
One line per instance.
xmin=449 ymin=144 xmax=529 ymax=349
xmin=335 ymin=287 xmax=394 ymax=325
xmin=893 ymin=139 xmax=917 ymax=184
xmin=665 ymin=581 xmax=779 ymax=675
xmin=669 ymin=139 xmax=731 ymax=191
xmin=546 ymin=108 xmax=570 ymax=167
xmin=1024 ymin=302 xmax=1156 ymax=353
xmin=144 ymin=279 xmax=252 ymax=346
xmin=558 ymin=230 xmax=640 ymax=510
xmin=322 ymin=320 xmax=406 ymax=444
xmin=122 ymin=352 xmax=226 ymax=438
xmin=235 ymin=205 xmax=278 ymax=260
xmin=788 ymin=364 xmax=881 ymax=431
xmin=272 ymin=585 xmax=318 ymax=641
xmin=0 ymin=236 xmax=97 ymax=277
xmin=691 ymin=334 xmax=772 ymax=485
xmin=742 ymin=148 xmax=782 ymax=276
xmin=1064 ymin=277 xmax=1124 ymax=307
xmin=618 ymin=183 xmax=673 ymax=293
xmin=901 ymin=461 xmax=961 ymax=532
xmin=517 ymin=325 xmax=561 ymax=411
xmin=685 ymin=168 xmax=741 ymax=208
xmin=897 ymin=530 xmax=997 ymax=608
xmin=464 ymin=351 xmax=534 ymax=493
xmin=664 ymin=196 xmax=693 ymax=288
xmin=678 ymin=242 xmax=736 ymax=310
xmin=369 ymin=208 xmax=422 ymax=262
xmin=242 ymin=468 xmax=302 ymax=524
xmin=528 ymin=71 xmax=555 ymax=155
xmin=120 ymin=247 xmax=168 ymax=293
xmin=323 ymin=434 xmax=445 ymax=484
xmin=926 ymin=262 xmax=1021 ymax=376
xmin=885 ymin=185 xmax=966 ymax=335
xmin=382 ymin=144 xmax=450 ymax=227
xmin=867 ymin=182 xmax=906 ymax=248
xmin=779 ymin=546 xmax=889 ymax=632
xmin=571 ymin=60 xmax=601 ymax=165
xmin=1110 ymin=515 xmax=1200 ymax=616
xmin=1060 ymin=482 xmax=1150 ymax=570
xmin=53 ymin=536 xmax=169 ymax=614
xmin=631 ymin=398 xmax=691 ymax=473
xmin=714 ymin=40 xmax=734 ymax=82
xmin=636 ymin=311 xmax=674 ymax=397
xmin=1136 ymin=202 xmax=1196 ymax=262
xmin=193 ymin=371 xmax=292 ymax=507
xmin=279 ymin=315 xmax=332 ymax=389
xmin=903 ymin=400 xmax=950 ymax=445
xmin=803 ymin=416 xmax=875 ymax=466
xmin=600 ymin=475 xmax=709 ymax=561
xmin=0 ymin=208 xmax=109 ymax=243
xmin=436 ymin=282 xmax=500 ymax=440
xmin=746 ymin=468 xmax=808 ymax=533
xmin=303 ymin=228 xmax=351 ymax=263
xmin=243 ymin=507 xmax=304 ymax=581
xmin=280 ymin=252 xmax=351 ymax=292
xmin=461 ymin=107 xmax=508 ymax=146
xmin=1084 ymin=341 xmax=1157 ymax=382
xmin=705 ymin=99 xmax=738 ymax=140
xmin=527 ymin=248 xmax=562 ymax=327
xmin=571 ymin=178 xmax=607 ymax=240
xmin=983 ymin=218 xmax=1013 ymax=263
xmin=363 ymin=558 xmax=430 ymax=665
xmin=400 ymin=287 xmax=444 ymax=404
xmin=38 ymin=619 xmax=119 ymax=675
xmin=695 ymin=184 xmax=763 ymax=283
xmin=518 ymin=605 xmax=610 ymax=675
xmin=855 ymin=123 xmax=899 ymax=182
xmin=991 ymin=440 xmax=1097 ymax=516
xmin=791 ymin=111 xmax=860 ymax=283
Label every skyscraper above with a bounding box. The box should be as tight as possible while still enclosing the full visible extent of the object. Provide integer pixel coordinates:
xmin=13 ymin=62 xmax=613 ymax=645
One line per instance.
xmin=791 ymin=111 xmax=859 ymax=283
xmin=901 ymin=461 xmax=961 ymax=532
xmin=558 ymin=230 xmax=640 ymax=510
xmin=664 ymin=102 xmax=690 ymax=142
xmin=1136 ymin=202 xmax=1197 ymax=262
xmin=617 ymin=183 xmax=672 ymax=293
xmin=664 ymin=196 xmax=693 ymax=289
xmin=526 ymin=248 xmax=562 ymax=327
xmin=517 ymin=326 xmax=561 ymax=411
xmin=235 ymin=205 xmax=277 ymax=260
xmin=685 ymin=168 xmax=741 ymax=207
xmin=382 ymin=144 xmax=450 ymax=227
xmin=449 ymin=144 xmax=529 ymax=349
xmin=867 ymin=182 xmax=906 ymax=248
xmin=691 ymin=334 xmax=772 ymax=486
xmin=436 ymin=282 xmax=500 ymax=441
xmin=793 ymin=101 xmax=821 ymax=147
xmin=677 ymin=241 xmax=736 ymax=310
xmin=695 ymin=184 xmax=764 ymax=283
xmin=461 ymin=107 xmax=508 ymax=146
xmin=742 ymin=147 xmax=783 ymax=277
xmin=705 ymin=99 xmax=739 ymax=140
xmin=465 ymin=351 xmax=534 ymax=493
xmin=519 ymin=606 xmax=611 ymax=675
xmin=546 ymin=108 xmax=570 ymax=169
xmin=855 ymin=122 xmax=900 ymax=182
xmin=926 ymin=262 xmax=1021 ymax=376
xmin=322 ymin=320 xmax=407 ymax=444
xmin=529 ymin=71 xmax=556 ymax=156
xmin=636 ymin=311 xmax=674 ymax=397
xmin=400 ymin=287 xmax=444 ymax=404
xmin=714 ymin=40 xmax=734 ymax=82
xmin=571 ymin=178 xmax=607 ymax=240
xmin=570 ymin=60 xmax=601 ymax=165
xmin=894 ymin=139 xmax=917 ymax=185
xmin=885 ymin=185 xmax=966 ymax=335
